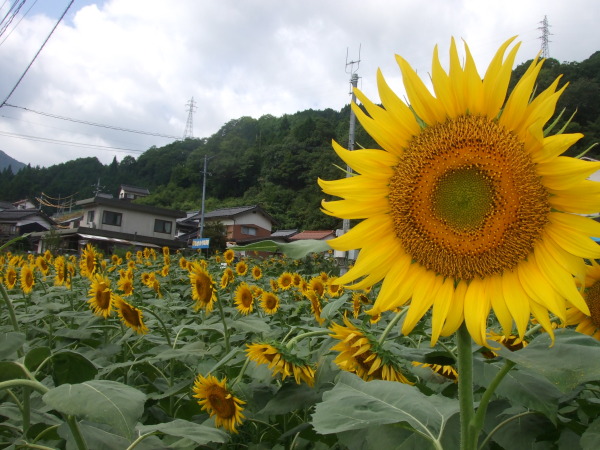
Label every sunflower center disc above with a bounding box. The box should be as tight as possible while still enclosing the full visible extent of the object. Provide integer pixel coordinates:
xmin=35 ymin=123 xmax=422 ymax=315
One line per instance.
xmin=389 ymin=114 xmax=550 ymax=280
xmin=585 ymin=281 xmax=600 ymax=328
xmin=432 ymin=167 xmax=494 ymax=231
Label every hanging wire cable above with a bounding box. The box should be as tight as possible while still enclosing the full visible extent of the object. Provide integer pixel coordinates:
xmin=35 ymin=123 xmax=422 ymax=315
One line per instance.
xmin=0 ymin=0 xmax=38 ymax=46
xmin=0 ymin=130 xmax=145 ymax=153
xmin=0 ymin=0 xmax=74 ymax=108
xmin=3 ymin=103 xmax=181 ymax=139
xmin=0 ymin=0 xmax=25 ymax=38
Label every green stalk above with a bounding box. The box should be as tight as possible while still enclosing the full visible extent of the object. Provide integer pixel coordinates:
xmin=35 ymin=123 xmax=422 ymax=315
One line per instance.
xmin=456 ymin=323 xmax=476 ymax=450
xmin=378 ymin=307 xmax=408 ymax=345
xmin=125 ymin=432 xmax=158 ymax=450
xmin=285 ymin=330 xmax=330 ymax=348
xmin=215 ymin=298 xmax=230 ymax=353
xmin=0 ymin=283 xmax=20 ymax=334
xmin=140 ymin=307 xmax=172 ymax=347
xmin=472 ymin=359 xmax=516 ymax=432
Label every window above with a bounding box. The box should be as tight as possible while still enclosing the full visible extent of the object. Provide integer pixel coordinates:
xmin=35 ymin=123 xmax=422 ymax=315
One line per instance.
xmin=241 ymin=226 xmax=257 ymax=236
xmin=102 ymin=210 xmax=122 ymax=226
xmin=87 ymin=210 xmax=95 ymax=223
xmin=154 ymin=219 xmax=172 ymax=234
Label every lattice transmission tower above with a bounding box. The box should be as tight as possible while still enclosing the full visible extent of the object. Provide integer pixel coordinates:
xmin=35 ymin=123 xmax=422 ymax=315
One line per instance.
xmin=183 ymin=97 xmax=197 ymax=139
xmin=538 ymin=15 xmax=552 ymax=59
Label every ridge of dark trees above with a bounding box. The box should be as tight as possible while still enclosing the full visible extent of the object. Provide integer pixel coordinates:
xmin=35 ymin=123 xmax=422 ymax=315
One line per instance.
xmin=0 ymin=52 xmax=598 ymax=230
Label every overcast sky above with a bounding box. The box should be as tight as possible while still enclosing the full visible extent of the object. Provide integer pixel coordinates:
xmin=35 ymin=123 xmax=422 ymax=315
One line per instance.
xmin=0 ymin=0 xmax=598 ymax=168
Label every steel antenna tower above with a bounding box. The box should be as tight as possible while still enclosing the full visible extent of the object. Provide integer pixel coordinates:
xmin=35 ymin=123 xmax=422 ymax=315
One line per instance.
xmin=538 ymin=15 xmax=552 ymax=59
xmin=339 ymin=45 xmax=361 ymax=273
xmin=183 ymin=97 xmax=197 ymax=139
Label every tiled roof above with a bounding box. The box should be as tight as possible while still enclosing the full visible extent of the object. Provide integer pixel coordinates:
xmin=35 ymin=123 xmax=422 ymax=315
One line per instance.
xmin=288 ymin=230 xmax=335 ymax=240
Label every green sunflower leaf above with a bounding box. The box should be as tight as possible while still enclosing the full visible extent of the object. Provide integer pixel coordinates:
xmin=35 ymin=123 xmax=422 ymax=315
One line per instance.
xmin=0 ymin=332 xmax=25 ymax=359
xmin=311 ymin=372 xmax=458 ymax=444
xmin=231 ymin=239 xmax=331 ymax=259
xmin=137 ymin=419 xmax=229 ymax=445
xmin=43 ymin=380 xmax=146 ymax=439
xmin=581 ymin=416 xmax=600 ymax=450
xmin=495 ymin=329 xmax=600 ymax=392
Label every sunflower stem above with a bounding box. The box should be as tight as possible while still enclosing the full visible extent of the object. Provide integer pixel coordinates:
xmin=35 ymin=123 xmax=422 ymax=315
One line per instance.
xmin=285 ymin=330 xmax=330 ymax=348
xmin=0 ymin=283 xmax=21 ymax=335
xmin=378 ymin=307 xmax=408 ymax=345
xmin=456 ymin=323 xmax=476 ymax=450
xmin=472 ymin=359 xmax=516 ymax=435
xmin=216 ymin=298 xmax=231 ymax=353
xmin=140 ymin=307 xmax=172 ymax=348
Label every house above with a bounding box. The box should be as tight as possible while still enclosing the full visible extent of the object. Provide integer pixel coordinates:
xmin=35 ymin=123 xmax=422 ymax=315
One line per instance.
xmin=179 ymin=205 xmax=276 ymax=244
xmin=31 ymin=195 xmax=186 ymax=254
xmin=0 ymin=208 xmax=54 ymax=243
xmin=119 ymin=185 xmax=150 ymax=201
xmin=13 ymin=199 xmax=36 ymax=210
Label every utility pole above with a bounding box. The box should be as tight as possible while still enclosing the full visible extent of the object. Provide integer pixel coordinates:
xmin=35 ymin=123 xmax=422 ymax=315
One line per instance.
xmin=538 ymin=15 xmax=552 ymax=59
xmin=183 ymin=97 xmax=197 ymax=139
xmin=199 ymin=154 xmax=208 ymax=239
xmin=338 ymin=46 xmax=361 ymax=273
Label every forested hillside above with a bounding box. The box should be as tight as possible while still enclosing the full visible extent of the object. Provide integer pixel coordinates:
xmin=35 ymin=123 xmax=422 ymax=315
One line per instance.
xmin=0 ymin=51 xmax=598 ymax=230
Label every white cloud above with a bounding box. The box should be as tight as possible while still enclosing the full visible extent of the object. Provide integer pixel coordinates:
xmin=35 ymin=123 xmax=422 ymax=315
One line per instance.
xmin=0 ymin=0 xmax=597 ymax=167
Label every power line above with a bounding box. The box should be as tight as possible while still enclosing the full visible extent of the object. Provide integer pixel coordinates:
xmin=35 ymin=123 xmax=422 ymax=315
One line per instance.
xmin=0 ymin=0 xmax=74 ymax=108
xmin=0 ymin=129 xmax=145 ymax=153
xmin=3 ymin=103 xmax=181 ymax=139
xmin=0 ymin=0 xmax=39 ymax=47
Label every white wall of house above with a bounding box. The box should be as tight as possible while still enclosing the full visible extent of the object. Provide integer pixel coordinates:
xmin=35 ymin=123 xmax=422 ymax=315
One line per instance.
xmin=83 ymin=205 xmax=177 ymax=239
xmin=232 ymin=211 xmax=272 ymax=231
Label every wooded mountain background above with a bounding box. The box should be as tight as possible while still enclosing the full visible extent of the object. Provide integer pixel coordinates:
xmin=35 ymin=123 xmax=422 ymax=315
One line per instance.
xmin=1 ymin=53 xmax=599 ymax=230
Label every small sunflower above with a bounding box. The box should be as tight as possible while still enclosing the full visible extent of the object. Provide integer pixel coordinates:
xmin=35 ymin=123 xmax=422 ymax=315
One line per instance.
xmin=251 ymin=265 xmax=262 ymax=280
xmin=79 ymin=244 xmax=98 ymax=278
xmin=88 ymin=273 xmax=113 ymax=318
xmin=412 ymin=361 xmax=458 ymax=382
xmin=192 ymin=374 xmax=245 ymax=433
xmin=117 ymin=275 xmax=134 ymax=296
xmin=319 ymin=38 xmax=600 ymax=346
xmin=53 ymin=256 xmax=66 ymax=286
xmin=260 ymin=291 xmax=280 ymax=314
xmin=5 ymin=266 xmax=17 ymax=289
xmin=305 ymin=290 xmax=325 ymax=325
xmin=309 ymin=277 xmax=325 ymax=297
xmin=234 ymin=282 xmax=254 ymax=315
xmin=161 ymin=265 xmax=169 ymax=277
xmin=220 ymin=267 xmax=235 ymax=289
xmin=190 ymin=262 xmax=217 ymax=313
xmin=162 ymin=246 xmax=170 ymax=257
xmin=20 ymin=264 xmax=35 ymax=294
xmin=179 ymin=256 xmax=189 ymax=270
xmin=235 ymin=260 xmax=248 ymax=276
xmin=482 ymin=331 xmax=528 ymax=358
xmin=277 ymin=272 xmax=294 ymax=290
xmin=330 ymin=317 xmax=412 ymax=383
xmin=35 ymin=256 xmax=50 ymax=276
xmin=113 ymin=295 xmax=148 ymax=334
xmin=223 ymin=249 xmax=235 ymax=264
xmin=565 ymin=260 xmax=600 ymax=340
xmin=327 ymin=277 xmax=343 ymax=297
xmin=269 ymin=278 xmax=279 ymax=291
xmin=246 ymin=343 xmax=315 ymax=386
xmin=291 ymin=273 xmax=303 ymax=287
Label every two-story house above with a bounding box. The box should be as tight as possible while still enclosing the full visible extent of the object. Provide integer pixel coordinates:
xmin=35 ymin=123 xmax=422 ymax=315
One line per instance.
xmin=33 ymin=195 xmax=186 ymax=254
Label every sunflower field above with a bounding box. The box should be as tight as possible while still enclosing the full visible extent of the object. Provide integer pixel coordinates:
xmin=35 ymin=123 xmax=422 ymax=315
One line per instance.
xmin=3 ymin=37 xmax=600 ymax=450
xmin=0 ymin=240 xmax=598 ymax=450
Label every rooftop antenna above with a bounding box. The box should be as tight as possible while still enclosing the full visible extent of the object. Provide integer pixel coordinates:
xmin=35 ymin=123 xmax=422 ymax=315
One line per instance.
xmin=538 ymin=15 xmax=552 ymax=59
xmin=183 ymin=97 xmax=197 ymax=139
xmin=339 ymin=45 xmax=361 ymax=273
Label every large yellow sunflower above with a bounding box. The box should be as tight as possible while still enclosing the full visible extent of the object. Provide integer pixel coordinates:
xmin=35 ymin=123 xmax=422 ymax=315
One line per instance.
xmin=319 ymin=38 xmax=600 ymax=346
xmin=190 ymin=262 xmax=217 ymax=313
xmin=246 ymin=343 xmax=315 ymax=386
xmin=88 ymin=273 xmax=113 ymax=318
xmin=113 ymin=295 xmax=149 ymax=334
xmin=260 ymin=291 xmax=280 ymax=314
xmin=192 ymin=374 xmax=245 ymax=433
